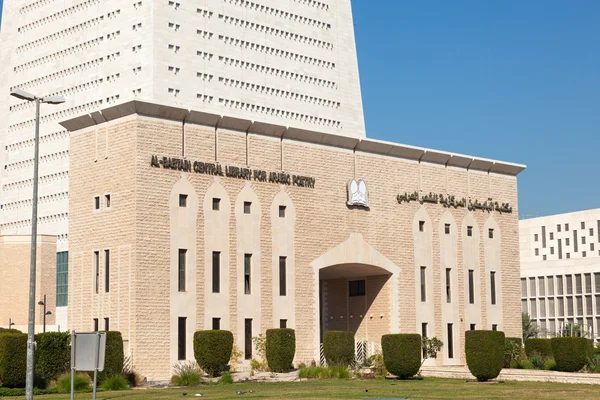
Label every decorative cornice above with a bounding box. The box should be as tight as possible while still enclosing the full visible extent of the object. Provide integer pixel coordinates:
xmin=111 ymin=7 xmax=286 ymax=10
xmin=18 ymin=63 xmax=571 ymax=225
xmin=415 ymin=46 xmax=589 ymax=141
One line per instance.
xmin=59 ymin=100 xmax=526 ymax=176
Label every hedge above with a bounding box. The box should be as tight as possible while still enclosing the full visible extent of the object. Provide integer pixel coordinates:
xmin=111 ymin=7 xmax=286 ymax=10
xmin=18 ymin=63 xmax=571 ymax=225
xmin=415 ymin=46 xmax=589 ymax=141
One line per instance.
xmin=504 ymin=337 xmax=523 ymax=368
xmin=98 ymin=331 xmax=124 ymax=383
xmin=194 ymin=330 xmax=233 ymax=377
xmin=0 ymin=328 xmax=21 ymax=334
xmin=322 ymin=331 xmax=355 ymax=366
xmin=0 ymin=333 xmax=27 ymax=388
xmin=465 ymin=330 xmax=505 ymax=381
xmin=524 ymin=338 xmax=552 ymax=358
xmin=381 ymin=334 xmax=421 ymax=379
xmin=35 ymin=332 xmax=71 ymax=381
xmin=265 ymin=329 xmax=296 ymax=373
xmin=551 ymin=337 xmax=589 ymax=372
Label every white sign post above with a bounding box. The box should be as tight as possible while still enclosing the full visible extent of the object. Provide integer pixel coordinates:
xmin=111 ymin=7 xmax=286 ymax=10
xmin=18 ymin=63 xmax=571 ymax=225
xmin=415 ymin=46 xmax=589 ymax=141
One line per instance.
xmin=70 ymin=332 xmax=106 ymax=400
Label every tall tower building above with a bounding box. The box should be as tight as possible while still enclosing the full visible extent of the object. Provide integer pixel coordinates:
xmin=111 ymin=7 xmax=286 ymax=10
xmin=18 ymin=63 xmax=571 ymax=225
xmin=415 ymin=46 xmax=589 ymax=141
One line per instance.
xmin=0 ymin=0 xmax=365 ymax=246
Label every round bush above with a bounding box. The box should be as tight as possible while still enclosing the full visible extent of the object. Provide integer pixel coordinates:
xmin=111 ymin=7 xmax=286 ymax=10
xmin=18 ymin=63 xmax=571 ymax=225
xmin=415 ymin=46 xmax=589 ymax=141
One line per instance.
xmin=381 ymin=334 xmax=421 ymax=379
xmin=193 ymin=330 xmax=233 ymax=377
xmin=98 ymin=331 xmax=124 ymax=384
xmin=465 ymin=330 xmax=505 ymax=381
xmin=0 ymin=333 xmax=27 ymax=388
xmin=551 ymin=337 xmax=589 ymax=372
xmin=265 ymin=328 xmax=296 ymax=372
xmin=35 ymin=332 xmax=71 ymax=381
xmin=322 ymin=331 xmax=354 ymax=366
xmin=524 ymin=338 xmax=552 ymax=358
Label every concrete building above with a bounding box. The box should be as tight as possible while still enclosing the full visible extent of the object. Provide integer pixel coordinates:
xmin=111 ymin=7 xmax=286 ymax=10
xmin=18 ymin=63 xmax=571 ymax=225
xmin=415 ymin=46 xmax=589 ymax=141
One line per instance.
xmin=0 ymin=0 xmax=364 ymax=329
xmin=520 ymin=209 xmax=600 ymax=340
xmin=0 ymin=0 xmax=527 ymax=382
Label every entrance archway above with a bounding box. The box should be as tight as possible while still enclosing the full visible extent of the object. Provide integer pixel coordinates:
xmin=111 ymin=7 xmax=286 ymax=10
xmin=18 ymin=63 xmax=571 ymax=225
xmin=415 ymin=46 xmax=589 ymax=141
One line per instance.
xmin=311 ymin=233 xmax=401 ymax=362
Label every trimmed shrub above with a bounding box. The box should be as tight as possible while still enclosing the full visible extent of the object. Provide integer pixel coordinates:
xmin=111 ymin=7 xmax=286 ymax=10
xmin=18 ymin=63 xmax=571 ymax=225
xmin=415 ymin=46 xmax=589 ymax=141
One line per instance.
xmin=265 ymin=328 xmax=296 ymax=373
xmin=465 ymin=330 xmax=505 ymax=381
xmin=193 ymin=330 xmax=233 ymax=377
xmin=322 ymin=331 xmax=354 ymax=366
xmin=97 ymin=331 xmax=124 ymax=383
xmin=0 ymin=332 xmax=27 ymax=388
xmin=100 ymin=374 xmax=130 ymax=391
xmin=504 ymin=337 xmax=523 ymax=368
xmin=551 ymin=337 xmax=589 ymax=372
xmin=0 ymin=327 xmax=21 ymax=334
xmin=35 ymin=332 xmax=71 ymax=382
xmin=524 ymin=338 xmax=552 ymax=358
xmin=0 ymin=387 xmax=58 ymax=396
xmin=381 ymin=334 xmax=421 ymax=379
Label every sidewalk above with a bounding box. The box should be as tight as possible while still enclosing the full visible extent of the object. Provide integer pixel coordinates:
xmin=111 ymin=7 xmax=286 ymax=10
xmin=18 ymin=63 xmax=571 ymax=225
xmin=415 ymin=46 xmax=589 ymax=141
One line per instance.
xmin=420 ymin=365 xmax=600 ymax=385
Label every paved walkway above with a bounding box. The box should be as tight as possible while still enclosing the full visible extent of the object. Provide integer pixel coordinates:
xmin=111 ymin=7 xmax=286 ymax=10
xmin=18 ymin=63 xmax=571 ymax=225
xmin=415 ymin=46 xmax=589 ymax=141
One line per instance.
xmin=420 ymin=365 xmax=600 ymax=385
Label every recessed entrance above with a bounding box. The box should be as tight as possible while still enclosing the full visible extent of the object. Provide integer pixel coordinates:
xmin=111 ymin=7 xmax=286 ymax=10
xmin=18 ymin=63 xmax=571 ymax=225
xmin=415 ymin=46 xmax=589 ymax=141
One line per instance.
xmin=319 ymin=263 xmax=392 ymax=343
xmin=311 ymin=233 xmax=401 ymax=362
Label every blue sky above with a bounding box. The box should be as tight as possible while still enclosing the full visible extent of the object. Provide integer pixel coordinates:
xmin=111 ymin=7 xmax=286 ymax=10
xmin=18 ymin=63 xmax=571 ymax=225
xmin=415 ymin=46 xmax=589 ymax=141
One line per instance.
xmin=352 ymin=0 xmax=600 ymax=218
xmin=1 ymin=1 xmax=599 ymax=217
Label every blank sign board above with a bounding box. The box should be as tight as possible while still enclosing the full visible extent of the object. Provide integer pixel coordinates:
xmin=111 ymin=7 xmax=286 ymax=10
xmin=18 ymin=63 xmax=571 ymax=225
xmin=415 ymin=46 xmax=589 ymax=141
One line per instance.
xmin=73 ymin=332 xmax=106 ymax=372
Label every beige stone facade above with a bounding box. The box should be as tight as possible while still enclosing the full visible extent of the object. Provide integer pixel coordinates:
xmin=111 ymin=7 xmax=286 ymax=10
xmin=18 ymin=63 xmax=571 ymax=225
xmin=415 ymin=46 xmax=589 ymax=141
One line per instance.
xmin=65 ymin=103 xmax=524 ymax=381
xmin=0 ymin=235 xmax=57 ymax=331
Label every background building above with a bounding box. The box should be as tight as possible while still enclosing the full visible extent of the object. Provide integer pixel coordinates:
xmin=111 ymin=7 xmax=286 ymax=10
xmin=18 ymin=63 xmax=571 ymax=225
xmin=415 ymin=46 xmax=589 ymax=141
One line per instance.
xmin=520 ymin=209 xmax=600 ymax=340
xmin=0 ymin=0 xmax=365 ymax=328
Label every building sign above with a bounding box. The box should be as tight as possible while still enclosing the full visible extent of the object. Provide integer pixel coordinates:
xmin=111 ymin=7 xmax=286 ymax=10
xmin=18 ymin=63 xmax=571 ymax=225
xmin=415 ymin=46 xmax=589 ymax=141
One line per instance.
xmin=396 ymin=191 xmax=513 ymax=213
xmin=151 ymin=155 xmax=316 ymax=188
xmin=347 ymin=179 xmax=369 ymax=208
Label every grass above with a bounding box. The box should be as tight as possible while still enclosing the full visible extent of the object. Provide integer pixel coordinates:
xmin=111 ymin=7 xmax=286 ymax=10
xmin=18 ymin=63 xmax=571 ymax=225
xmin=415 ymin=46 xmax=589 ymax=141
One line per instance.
xmin=298 ymin=366 xmax=349 ymax=379
xmin=28 ymin=377 xmax=600 ymax=400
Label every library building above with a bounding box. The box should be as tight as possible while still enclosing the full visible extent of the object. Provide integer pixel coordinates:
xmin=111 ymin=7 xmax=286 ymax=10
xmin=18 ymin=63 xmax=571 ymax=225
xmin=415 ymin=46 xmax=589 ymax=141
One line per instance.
xmin=41 ymin=101 xmax=524 ymax=381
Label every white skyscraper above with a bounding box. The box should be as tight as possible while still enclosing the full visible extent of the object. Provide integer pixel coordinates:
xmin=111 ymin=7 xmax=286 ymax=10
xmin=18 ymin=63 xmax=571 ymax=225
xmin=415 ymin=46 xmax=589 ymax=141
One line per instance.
xmin=0 ymin=0 xmax=365 ymax=247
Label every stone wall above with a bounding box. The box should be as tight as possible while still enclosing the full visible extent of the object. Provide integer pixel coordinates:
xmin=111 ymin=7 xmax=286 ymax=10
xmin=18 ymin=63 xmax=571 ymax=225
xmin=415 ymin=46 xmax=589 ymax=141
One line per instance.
xmin=68 ymin=115 xmax=521 ymax=380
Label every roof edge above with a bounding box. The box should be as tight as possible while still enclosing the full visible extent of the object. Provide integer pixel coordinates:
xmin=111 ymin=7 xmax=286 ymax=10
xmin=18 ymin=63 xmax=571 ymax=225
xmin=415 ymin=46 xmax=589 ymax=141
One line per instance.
xmin=59 ymin=100 xmax=526 ymax=176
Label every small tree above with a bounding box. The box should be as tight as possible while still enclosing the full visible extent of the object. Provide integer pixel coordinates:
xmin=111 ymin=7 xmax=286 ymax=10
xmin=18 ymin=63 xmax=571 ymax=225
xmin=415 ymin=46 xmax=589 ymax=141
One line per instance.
xmin=559 ymin=323 xmax=588 ymax=338
xmin=504 ymin=338 xmax=523 ymax=368
xmin=419 ymin=337 xmax=443 ymax=374
xmin=251 ymin=333 xmax=268 ymax=371
xmin=522 ymin=312 xmax=539 ymax=341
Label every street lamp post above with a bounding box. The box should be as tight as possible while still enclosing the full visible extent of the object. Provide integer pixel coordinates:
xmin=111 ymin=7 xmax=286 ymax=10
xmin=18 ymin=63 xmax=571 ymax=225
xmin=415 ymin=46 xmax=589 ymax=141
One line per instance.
xmin=37 ymin=295 xmax=52 ymax=334
xmin=8 ymin=318 xmax=15 ymax=329
xmin=10 ymin=89 xmax=65 ymax=400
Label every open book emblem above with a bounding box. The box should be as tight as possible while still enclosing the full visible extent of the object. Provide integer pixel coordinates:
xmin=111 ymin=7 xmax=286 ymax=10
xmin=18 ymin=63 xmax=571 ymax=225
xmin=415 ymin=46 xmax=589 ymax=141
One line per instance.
xmin=347 ymin=179 xmax=369 ymax=208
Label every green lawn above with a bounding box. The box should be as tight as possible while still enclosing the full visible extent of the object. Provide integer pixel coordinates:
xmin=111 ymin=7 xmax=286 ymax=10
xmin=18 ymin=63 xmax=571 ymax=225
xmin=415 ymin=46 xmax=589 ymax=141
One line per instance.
xmin=28 ymin=378 xmax=600 ymax=400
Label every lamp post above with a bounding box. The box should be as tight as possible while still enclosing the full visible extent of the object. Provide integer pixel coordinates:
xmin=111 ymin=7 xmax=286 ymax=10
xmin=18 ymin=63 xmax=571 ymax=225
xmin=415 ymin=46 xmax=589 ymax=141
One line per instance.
xmin=37 ymin=295 xmax=52 ymax=334
xmin=10 ymin=89 xmax=65 ymax=400
xmin=8 ymin=318 xmax=15 ymax=329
